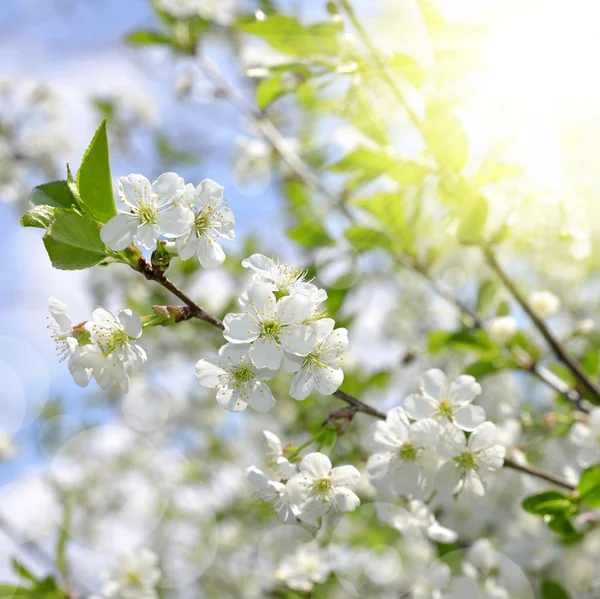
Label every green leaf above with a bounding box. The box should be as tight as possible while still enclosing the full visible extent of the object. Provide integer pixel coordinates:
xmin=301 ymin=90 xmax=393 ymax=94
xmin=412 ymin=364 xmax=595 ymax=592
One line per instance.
xmin=126 ymin=30 xmax=172 ymax=45
xmin=423 ymin=103 xmax=468 ymax=174
xmin=256 ymin=73 xmax=288 ymax=109
xmin=21 ymin=205 xmax=67 ymax=229
xmin=28 ymin=180 xmax=77 ymax=210
xmin=43 ymin=212 xmax=109 ymax=270
xmin=457 ymin=198 xmax=488 ymax=244
xmin=541 ymin=580 xmax=570 ymax=599
xmin=582 ymin=350 xmax=599 ymax=376
xmin=496 ymin=299 xmax=510 ymax=317
xmin=522 ymin=491 xmax=572 ymax=516
xmin=387 ymin=53 xmax=425 ymax=88
xmin=464 ymin=359 xmax=507 ymax=378
xmin=344 ymin=226 xmax=391 ymax=253
xmin=76 ymin=120 xmax=116 ymax=224
xmin=546 ymin=513 xmax=577 ymax=537
xmin=11 ymin=559 xmax=37 ymax=584
xmin=474 ymin=161 xmax=522 ymax=186
xmin=237 ymin=15 xmax=341 ymax=56
xmin=288 ymin=220 xmax=333 ymax=248
xmin=476 ymin=279 xmax=498 ymax=317
xmin=428 ymin=328 xmax=496 ymax=355
xmin=578 ymin=464 xmax=600 ymax=507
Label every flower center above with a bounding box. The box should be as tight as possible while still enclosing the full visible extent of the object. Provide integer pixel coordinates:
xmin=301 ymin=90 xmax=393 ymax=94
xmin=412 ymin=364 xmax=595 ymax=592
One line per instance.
xmin=273 ymin=285 xmax=289 ymax=301
xmin=455 ymin=449 xmax=477 ymax=471
xmin=314 ymin=477 xmax=332 ymax=496
xmin=125 ymin=570 xmax=142 ymax=586
xmin=99 ymin=326 xmax=131 ymax=356
xmin=437 ymin=399 xmax=454 ymax=420
xmin=134 ymin=201 xmax=159 ymax=225
xmin=399 ymin=442 xmax=418 ymax=461
xmin=261 ymin=320 xmax=282 ymax=341
xmin=230 ymin=364 xmax=255 ymax=386
xmin=194 ymin=210 xmax=211 ymax=235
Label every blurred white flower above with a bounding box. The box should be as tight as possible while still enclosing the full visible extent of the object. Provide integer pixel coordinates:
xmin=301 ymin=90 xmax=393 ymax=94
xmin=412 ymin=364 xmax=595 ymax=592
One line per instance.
xmin=488 ymin=316 xmax=517 ymax=344
xmin=570 ymin=408 xmax=600 ymax=467
xmin=0 ymin=432 xmax=17 ymax=460
xmin=102 ymin=548 xmax=161 ymax=599
xmin=529 ymin=290 xmax=560 ymax=318
xmin=246 ymin=466 xmax=298 ymax=522
xmin=275 ymin=544 xmax=331 ymax=592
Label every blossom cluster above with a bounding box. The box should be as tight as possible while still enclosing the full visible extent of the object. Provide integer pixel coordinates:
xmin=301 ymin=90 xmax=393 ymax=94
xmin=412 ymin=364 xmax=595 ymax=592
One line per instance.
xmin=100 ymin=173 xmax=234 ymax=269
xmin=48 ymin=297 xmax=146 ymax=392
xmin=368 ymin=369 xmax=506 ymax=500
xmin=101 ymin=548 xmax=161 ymax=599
xmin=246 ymin=431 xmax=360 ymax=526
xmin=196 ymin=254 xmax=348 ymax=412
xmin=157 ymin=0 xmax=236 ymax=25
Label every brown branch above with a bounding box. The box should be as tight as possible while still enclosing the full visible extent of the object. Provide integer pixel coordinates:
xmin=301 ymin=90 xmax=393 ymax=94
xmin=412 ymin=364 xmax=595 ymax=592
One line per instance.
xmin=129 ymin=259 xmax=576 ymax=491
xmin=484 ymin=247 xmax=600 ymax=405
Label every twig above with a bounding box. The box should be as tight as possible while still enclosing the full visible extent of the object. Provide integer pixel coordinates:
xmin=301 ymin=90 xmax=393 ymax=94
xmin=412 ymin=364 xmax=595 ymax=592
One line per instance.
xmin=484 ymin=247 xmax=600 ymax=405
xmin=128 ymin=261 xmax=576 ymax=490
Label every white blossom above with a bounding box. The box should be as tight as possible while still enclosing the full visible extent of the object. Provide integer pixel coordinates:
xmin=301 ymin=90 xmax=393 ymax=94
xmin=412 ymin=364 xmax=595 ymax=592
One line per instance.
xmin=246 ymin=466 xmax=298 ymax=522
xmin=569 ymin=408 xmax=600 ymax=467
xmin=47 ymin=296 xmax=92 ymax=387
xmin=435 ymin=422 xmax=505 ymax=498
xmin=488 ymin=316 xmax=517 ymax=344
xmin=262 ymin=430 xmax=297 ymax=479
xmin=158 ymin=0 xmax=236 ymax=24
xmin=0 ymin=432 xmax=17 ymax=460
xmin=367 ymin=407 xmax=441 ymax=495
xmin=101 ymin=172 xmax=192 ymax=251
xmin=529 ymin=290 xmax=560 ymax=318
xmin=101 ymin=548 xmax=160 ymax=599
xmin=223 ymin=283 xmax=317 ymax=370
xmin=175 ymin=179 xmax=234 ymax=268
xmin=84 ymin=308 xmax=147 ymax=393
xmin=241 ymin=254 xmax=327 ymax=305
xmin=275 ymin=544 xmax=331 ymax=592
xmin=195 ymin=343 xmax=276 ymax=412
xmin=404 ymin=369 xmax=486 ymax=432
xmin=284 ymin=318 xmax=347 ymax=400
xmin=286 ymin=452 xmax=360 ymax=522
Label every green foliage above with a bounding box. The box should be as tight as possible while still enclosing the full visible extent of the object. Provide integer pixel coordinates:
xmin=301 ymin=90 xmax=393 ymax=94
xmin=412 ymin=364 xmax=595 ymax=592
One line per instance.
xmin=522 ymin=491 xmax=573 ymax=516
xmin=237 ymin=15 xmax=342 ymax=56
xmin=76 ymin=120 xmax=116 ymax=224
xmin=423 ymin=103 xmax=468 ymax=174
xmin=344 ymin=226 xmax=391 ymax=253
xmin=428 ymin=328 xmax=496 ymax=355
xmin=21 ymin=205 xmax=67 ymax=229
xmin=126 ymin=30 xmax=172 ymax=45
xmin=29 ymin=180 xmax=77 ymax=210
xmin=475 ymin=279 xmax=499 ymax=317
xmin=578 ymin=464 xmax=600 ymax=507
xmin=387 ymin=53 xmax=425 ymax=88
xmin=541 ymin=580 xmax=570 ymax=599
xmin=43 ymin=212 xmax=109 ymax=270
xmin=457 ymin=197 xmax=488 ymax=244
xmin=0 ymin=560 xmax=67 ymax=599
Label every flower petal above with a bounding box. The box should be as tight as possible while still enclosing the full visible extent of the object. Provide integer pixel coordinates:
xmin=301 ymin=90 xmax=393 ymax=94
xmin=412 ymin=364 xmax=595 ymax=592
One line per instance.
xmin=152 ymin=172 xmax=185 ymax=206
xmin=280 ymin=324 xmax=317 ymax=357
xmin=48 ymin=296 xmax=72 ymax=331
xmin=118 ymin=309 xmax=142 ymax=339
xmin=277 ymin=291 xmax=314 ymax=324
xmin=410 ymin=418 xmax=441 ymax=448
xmin=404 ymin=393 xmax=436 ymax=420
xmin=453 ymin=404 xmax=486 ymax=432
xmin=331 ymin=465 xmax=360 ymax=487
xmin=289 ymin=367 xmax=314 ymax=401
xmin=134 ymin=223 xmax=160 ymax=250
xmin=223 ymin=313 xmax=260 ymax=343
xmin=197 ymin=236 xmax=226 ymax=268
xmin=249 ymin=337 xmax=282 ymax=370
xmin=312 ymin=364 xmax=343 ymax=395
xmin=468 ymin=421 xmax=497 ymax=452
xmin=195 ymin=358 xmax=226 ymax=388
xmin=300 ymin=452 xmax=331 ymax=478
xmin=175 ymin=231 xmax=199 ymax=261
xmin=449 ymin=374 xmax=481 ymax=406
xmin=332 ymin=487 xmax=360 ymax=512
xmin=435 ymin=461 xmax=462 ymax=497
xmin=158 ymin=203 xmax=193 ymax=237
xmin=248 ymin=381 xmax=276 ymax=413
xmin=420 ymin=368 xmax=448 ymax=399
xmin=100 ymin=213 xmax=137 ymax=251
xmin=117 ymin=174 xmax=151 ymax=208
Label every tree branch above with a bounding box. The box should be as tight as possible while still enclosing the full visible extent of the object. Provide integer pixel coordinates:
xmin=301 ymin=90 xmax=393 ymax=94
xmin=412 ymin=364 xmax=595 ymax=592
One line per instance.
xmin=484 ymin=247 xmax=600 ymax=405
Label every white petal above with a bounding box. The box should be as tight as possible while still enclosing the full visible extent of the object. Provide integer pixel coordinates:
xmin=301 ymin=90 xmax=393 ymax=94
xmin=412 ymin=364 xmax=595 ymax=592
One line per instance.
xmin=277 ymin=291 xmax=314 ymax=324
xmin=453 ymin=404 xmax=486 ymax=432
xmin=158 ymin=203 xmax=193 ymax=237
xmin=420 ymin=368 xmax=448 ymax=399
xmin=289 ymin=368 xmax=314 ymax=401
xmin=246 ymin=284 xmax=277 ymax=320
xmin=118 ymin=309 xmax=142 ymax=339
xmin=247 ymin=465 xmax=270 ymax=490
xmin=590 ymin=408 xmax=600 ymax=432
xmin=366 ymin=452 xmax=392 ymax=482
xmin=117 ymin=174 xmax=151 ymax=208
xmin=216 ymin=386 xmax=247 ymax=412
xmin=331 ymin=465 xmax=360 ymax=487
xmin=449 ymin=374 xmax=481 ymax=406
xmin=248 ymin=381 xmax=276 ymax=412
xmin=68 ymin=360 xmax=91 ymax=387
xmin=249 ymin=337 xmax=282 ymax=370
xmin=262 ymin=430 xmax=282 ymax=457
xmin=468 ymin=421 xmax=497 ymax=451
xmin=283 ymin=353 xmax=303 ymax=374
xmin=175 ymin=231 xmax=199 ymax=261
xmin=477 ymin=445 xmax=505 ymax=471
xmin=404 ymin=393 xmax=436 ymax=420
xmin=197 ymin=236 xmax=226 ymax=268
xmin=312 ymin=364 xmax=343 ymax=395
xmin=152 ymin=172 xmax=185 ymax=206
xmin=223 ymin=313 xmax=260 ymax=343
xmin=280 ymin=325 xmax=317 ymax=356
xmin=241 ymin=254 xmax=272 ymax=273
xmin=427 ymin=522 xmax=458 ymax=544
xmin=198 ymin=178 xmax=224 ymax=206
xmin=570 ymin=422 xmax=594 ymax=448
xmin=195 ymin=358 xmax=226 ymax=388
xmin=310 ymin=318 xmax=335 ymax=343
xmin=437 ymin=423 xmax=467 ymax=457
xmin=332 ymin=487 xmax=360 ymax=512
xmin=391 ymin=460 xmax=421 ymax=495
xmin=435 ymin=461 xmax=462 ymax=497
xmin=286 ymin=473 xmax=312 ymax=505
xmin=410 ymin=418 xmax=441 ymax=448
xmin=134 ymin=223 xmax=160 ymax=250
xmin=100 ymin=213 xmax=137 ymax=251
xmin=462 ymin=470 xmax=485 ymax=497
xmin=48 ymin=296 xmax=72 ymax=331
xmin=90 ymin=307 xmax=117 ymax=324
xmin=300 ymin=452 xmax=332 ymax=479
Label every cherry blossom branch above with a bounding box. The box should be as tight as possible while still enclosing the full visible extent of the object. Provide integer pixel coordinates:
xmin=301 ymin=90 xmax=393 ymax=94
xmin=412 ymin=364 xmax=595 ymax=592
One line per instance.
xmin=128 ymin=258 xmax=576 ymax=491
xmin=484 ymin=246 xmax=600 ymax=405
